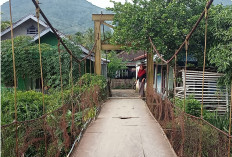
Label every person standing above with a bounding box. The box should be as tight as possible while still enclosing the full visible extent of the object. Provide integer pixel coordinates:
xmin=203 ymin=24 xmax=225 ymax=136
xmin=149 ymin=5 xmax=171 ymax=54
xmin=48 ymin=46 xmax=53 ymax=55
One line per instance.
xmin=136 ymin=64 xmax=146 ymax=98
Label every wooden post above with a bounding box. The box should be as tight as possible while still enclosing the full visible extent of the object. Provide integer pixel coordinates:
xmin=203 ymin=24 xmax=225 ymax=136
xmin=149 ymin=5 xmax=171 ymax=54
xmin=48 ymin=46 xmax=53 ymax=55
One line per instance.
xmin=155 ymin=63 xmax=158 ymax=92
xmin=166 ymin=64 xmax=169 ymax=96
xmin=94 ymin=21 xmax=101 ymax=75
xmin=228 ymin=82 xmax=232 ymax=157
xmin=146 ymin=51 xmax=154 ymax=104
xmin=173 ymin=55 xmax=177 ymax=103
xmin=226 ymin=87 xmax=229 ymax=112
xmin=92 ymin=14 xmax=122 ymax=75
xmin=161 ymin=62 xmax=163 ymax=94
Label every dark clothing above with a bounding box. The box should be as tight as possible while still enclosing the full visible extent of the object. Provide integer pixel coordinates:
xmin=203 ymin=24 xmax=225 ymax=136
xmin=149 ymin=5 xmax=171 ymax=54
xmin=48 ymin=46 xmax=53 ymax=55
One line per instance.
xmin=137 ymin=73 xmax=146 ymax=82
xmin=137 ymin=69 xmax=146 ymax=97
xmin=139 ymin=81 xmax=145 ymax=97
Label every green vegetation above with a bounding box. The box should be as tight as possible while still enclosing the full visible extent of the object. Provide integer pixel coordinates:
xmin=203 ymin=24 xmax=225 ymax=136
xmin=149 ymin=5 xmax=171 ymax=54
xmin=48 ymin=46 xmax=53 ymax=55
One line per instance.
xmin=1 ymin=36 xmax=84 ymax=89
xmin=175 ymin=96 xmax=202 ymax=117
xmin=208 ymin=5 xmax=232 ymax=86
xmin=71 ymin=28 xmax=95 ymax=49
xmin=2 ymin=91 xmax=49 ymax=125
xmin=109 ymin=1 xmax=232 ymax=87
xmin=71 ymin=28 xmax=113 ymax=49
xmin=107 ymin=51 xmax=127 ymax=78
xmin=1 ymin=74 xmax=108 ymax=156
xmin=1 ymin=20 xmax=10 ymax=31
xmin=174 ymin=96 xmax=230 ymax=133
xmin=109 ymin=0 xmax=208 ymax=60
xmin=1 ymin=74 xmax=107 ymax=125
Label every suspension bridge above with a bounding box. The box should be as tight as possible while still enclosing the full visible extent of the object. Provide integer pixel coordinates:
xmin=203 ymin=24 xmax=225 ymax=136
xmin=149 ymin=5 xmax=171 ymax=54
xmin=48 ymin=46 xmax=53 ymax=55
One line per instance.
xmin=2 ymin=0 xmax=232 ymax=156
xmin=71 ymin=90 xmax=176 ymax=157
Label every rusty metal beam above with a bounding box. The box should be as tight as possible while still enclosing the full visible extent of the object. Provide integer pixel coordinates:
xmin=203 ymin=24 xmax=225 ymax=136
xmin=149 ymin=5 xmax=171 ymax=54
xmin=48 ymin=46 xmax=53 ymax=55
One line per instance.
xmin=92 ymin=14 xmax=114 ymax=21
xmin=102 ymin=44 xmax=122 ymax=50
xmin=102 ymin=22 xmax=114 ymax=29
xmin=32 ymin=0 xmax=81 ymax=63
xmin=167 ymin=0 xmax=213 ymax=63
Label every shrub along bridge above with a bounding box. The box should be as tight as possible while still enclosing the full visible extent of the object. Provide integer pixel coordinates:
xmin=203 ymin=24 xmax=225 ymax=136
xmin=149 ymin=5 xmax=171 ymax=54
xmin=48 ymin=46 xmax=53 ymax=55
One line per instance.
xmin=2 ymin=0 xmax=232 ymax=156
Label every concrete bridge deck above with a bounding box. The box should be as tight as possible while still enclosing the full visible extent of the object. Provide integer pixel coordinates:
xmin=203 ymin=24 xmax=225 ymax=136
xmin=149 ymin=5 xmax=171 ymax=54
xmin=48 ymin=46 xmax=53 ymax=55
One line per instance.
xmin=71 ymin=90 xmax=177 ymax=157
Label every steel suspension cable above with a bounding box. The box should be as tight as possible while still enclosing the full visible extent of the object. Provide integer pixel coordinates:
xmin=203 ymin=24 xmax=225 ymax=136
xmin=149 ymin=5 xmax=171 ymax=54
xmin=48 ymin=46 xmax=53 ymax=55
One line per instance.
xmin=155 ymin=63 xmax=158 ymax=92
xmin=167 ymin=0 xmax=213 ymax=64
xmin=35 ymin=1 xmax=47 ymax=153
xmin=180 ymin=40 xmax=189 ymax=157
xmin=147 ymin=0 xmax=213 ymax=65
xmin=90 ymin=57 xmax=92 ymax=73
xmin=9 ymin=0 xmax=18 ymax=156
xmin=199 ymin=6 xmax=208 ymax=157
xmin=58 ymin=39 xmax=70 ymax=149
xmin=201 ymin=7 xmax=208 ymax=119
xmin=103 ymin=21 xmax=108 ymax=78
xmin=184 ymin=40 xmax=189 ymax=112
xmin=58 ymin=40 xmax=64 ymax=104
xmin=79 ymin=63 xmax=82 ymax=82
xmin=149 ymin=37 xmax=168 ymax=64
xmin=80 ymin=43 xmax=96 ymax=62
xmin=70 ymin=54 xmax=74 ymax=138
xmin=173 ymin=55 xmax=177 ymax=106
xmin=229 ymin=82 xmax=232 ymax=157
xmin=36 ymin=1 xmax=45 ymax=115
xmin=85 ymin=60 xmax=87 ymax=74
xmin=161 ymin=61 xmax=163 ymax=94
xmin=32 ymin=0 xmax=81 ymax=63
xmin=166 ymin=63 xmax=169 ymax=96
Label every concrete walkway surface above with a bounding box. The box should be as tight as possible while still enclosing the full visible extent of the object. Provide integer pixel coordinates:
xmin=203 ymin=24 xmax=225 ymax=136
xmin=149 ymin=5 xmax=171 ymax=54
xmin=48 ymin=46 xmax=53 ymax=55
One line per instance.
xmin=71 ymin=97 xmax=177 ymax=157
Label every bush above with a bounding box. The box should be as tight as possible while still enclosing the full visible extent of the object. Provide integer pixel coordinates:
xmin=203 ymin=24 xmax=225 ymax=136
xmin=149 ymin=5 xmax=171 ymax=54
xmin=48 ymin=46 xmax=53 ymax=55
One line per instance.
xmin=1 ymin=74 xmax=108 ymax=125
xmin=204 ymin=112 xmax=230 ymax=133
xmin=174 ymin=96 xmax=201 ymax=117
xmin=186 ymin=98 xmax=201 ymax=117
xmin=1 ymin=91 xmax=50 ymax=125
xmin=174 ymin=96 xmax=230 ymax=133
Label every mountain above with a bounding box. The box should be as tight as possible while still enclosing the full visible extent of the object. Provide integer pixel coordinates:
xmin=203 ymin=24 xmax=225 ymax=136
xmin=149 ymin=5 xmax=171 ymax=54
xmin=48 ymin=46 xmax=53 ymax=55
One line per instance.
xmin=1 ymin=0 xmax=111 ymax=34
xmin=1 ymin=0 xmax=231 ymax=34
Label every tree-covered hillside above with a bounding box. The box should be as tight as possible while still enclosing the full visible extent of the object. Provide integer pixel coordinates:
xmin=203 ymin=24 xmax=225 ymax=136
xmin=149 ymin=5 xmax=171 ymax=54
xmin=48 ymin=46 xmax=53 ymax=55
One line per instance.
xmin=1 ymin=0 xmax=111 ymax=34
xmin=1 ymin=0 xmax=231 ymax=34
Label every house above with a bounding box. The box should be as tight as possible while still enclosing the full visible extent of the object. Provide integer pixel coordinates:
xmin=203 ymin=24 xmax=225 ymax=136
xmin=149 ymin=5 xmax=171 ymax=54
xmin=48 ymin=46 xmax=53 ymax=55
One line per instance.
xmin=109 ymin=51 xmax=147 ymax=89
xmin=134 ymin=52 xmax=229 ymax=113
xmin=1 ymin=14 xmax=49 ymax=41
xmin=1 ymin=14 xmax=108 ymax=90
xmin=132 ymin=53 xmax=173 ymax=94
xmin=79 ymin=44 xmax=109 ymax=78
xmin=175 ymin=67 xmax=230 ymax=114
xmin=116 ymin=50 xmax=147 ymax=79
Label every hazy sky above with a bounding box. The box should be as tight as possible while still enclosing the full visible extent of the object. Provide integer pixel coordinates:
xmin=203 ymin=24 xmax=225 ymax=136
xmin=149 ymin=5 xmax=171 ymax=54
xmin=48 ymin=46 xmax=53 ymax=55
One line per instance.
xmin=87 ymin=0 xmax=132 ymax=8
xmin=0 ymin=0 xmax=8 ymax=5
xmin=0 ymin=0 xmax=131 ymax=7
xmin=1 ymin=0 xmax=231 ymax=7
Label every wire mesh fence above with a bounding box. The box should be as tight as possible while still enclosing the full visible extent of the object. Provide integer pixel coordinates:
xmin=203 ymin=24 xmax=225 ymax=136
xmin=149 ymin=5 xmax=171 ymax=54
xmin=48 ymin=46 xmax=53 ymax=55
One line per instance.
xmin=1 ymin=85 xmax=108 ymax=157
xmin=147 ymin=91 xmax=232 ymax=157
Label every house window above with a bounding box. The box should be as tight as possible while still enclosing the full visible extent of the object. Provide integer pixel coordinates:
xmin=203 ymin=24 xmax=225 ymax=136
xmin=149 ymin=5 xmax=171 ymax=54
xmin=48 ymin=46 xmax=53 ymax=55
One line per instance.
xmin=27 ymin=25 xmax=38 ymax=34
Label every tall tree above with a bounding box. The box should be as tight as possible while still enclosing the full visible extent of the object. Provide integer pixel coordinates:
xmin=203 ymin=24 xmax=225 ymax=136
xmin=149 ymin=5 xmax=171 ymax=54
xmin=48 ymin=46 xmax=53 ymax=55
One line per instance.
xmin=71 ymin=28 xmax=95 ymax=49
xmin=108 ymin=0 xmax=208 ymax=62
xmin=107 ymin=51 xmax=126 ymax=78
xmin=208 ymin=5 xmax=232 ymax=86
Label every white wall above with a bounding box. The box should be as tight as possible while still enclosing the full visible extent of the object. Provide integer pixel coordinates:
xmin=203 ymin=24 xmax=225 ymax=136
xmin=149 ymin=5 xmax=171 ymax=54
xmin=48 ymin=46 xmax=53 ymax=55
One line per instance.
xmin=2 ymin=19 xmax=47 ymax=40
xmin=135 ymin=63 xmax=174 ymax=94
